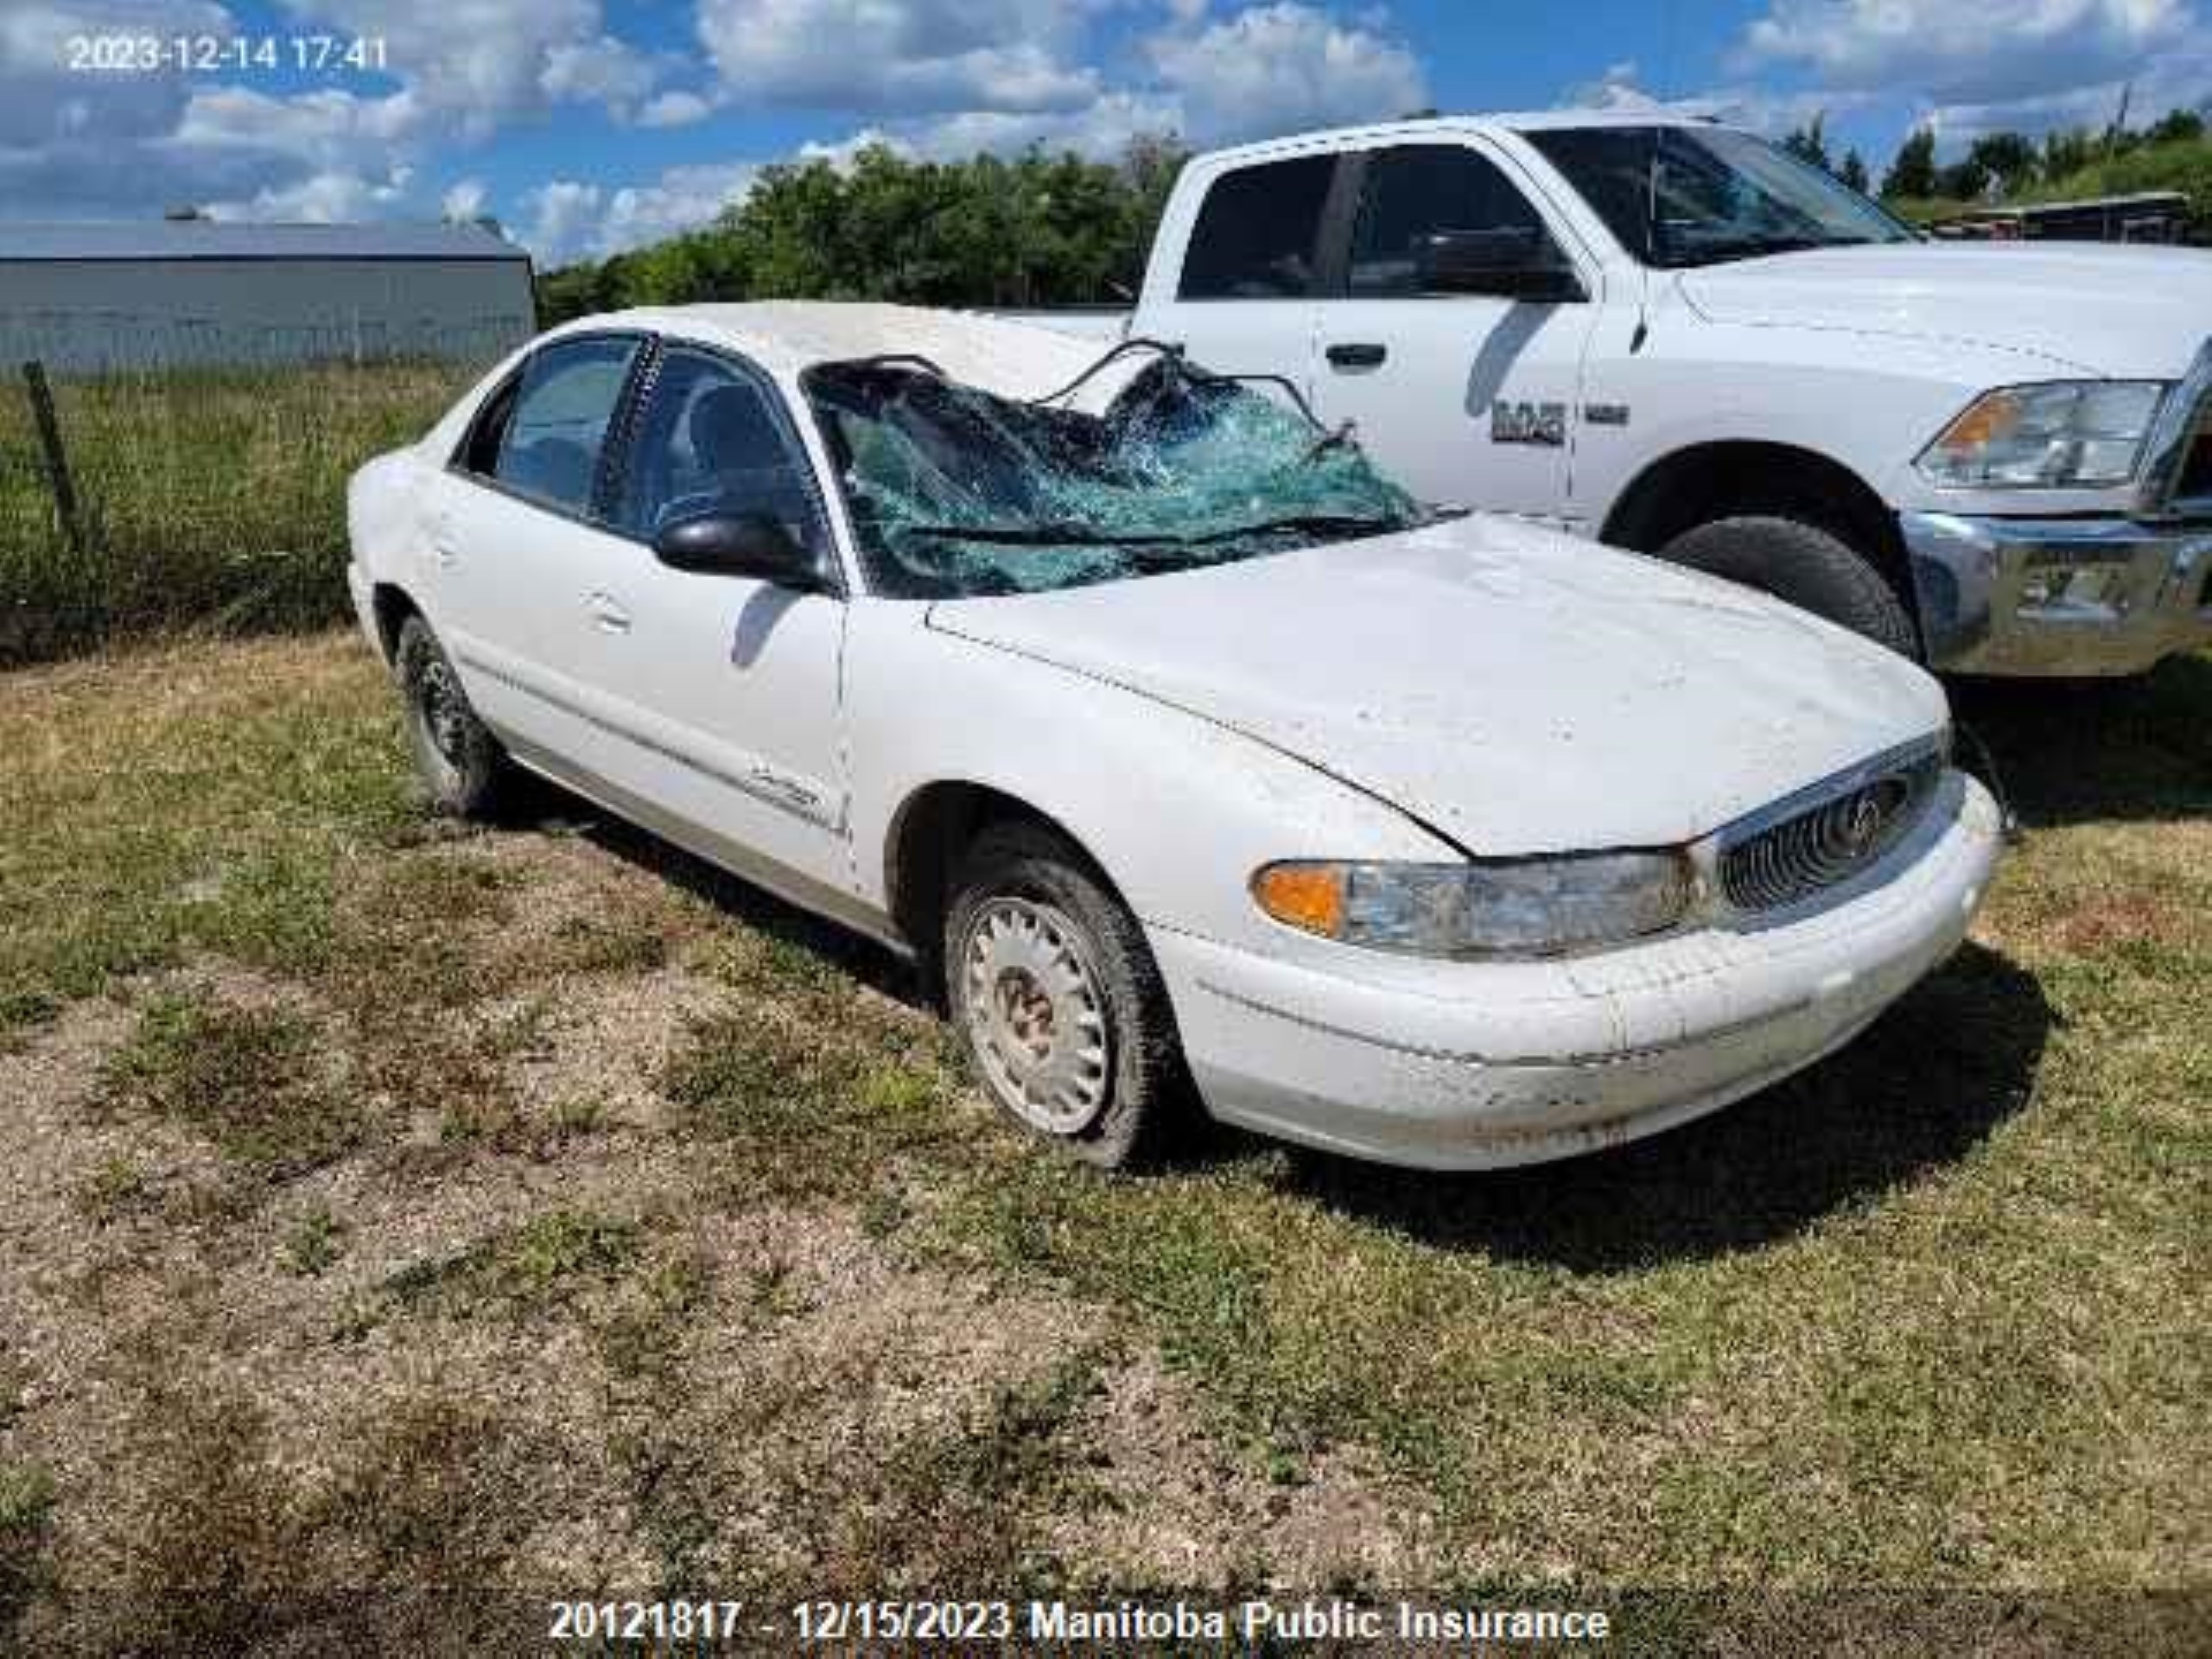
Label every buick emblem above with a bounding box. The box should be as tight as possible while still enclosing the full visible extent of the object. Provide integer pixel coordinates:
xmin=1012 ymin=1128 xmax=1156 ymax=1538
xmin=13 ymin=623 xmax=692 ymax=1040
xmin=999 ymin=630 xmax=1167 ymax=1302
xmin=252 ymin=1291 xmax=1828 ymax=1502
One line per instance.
xmin=1843 ymin=791 xmax=1885 ymax=852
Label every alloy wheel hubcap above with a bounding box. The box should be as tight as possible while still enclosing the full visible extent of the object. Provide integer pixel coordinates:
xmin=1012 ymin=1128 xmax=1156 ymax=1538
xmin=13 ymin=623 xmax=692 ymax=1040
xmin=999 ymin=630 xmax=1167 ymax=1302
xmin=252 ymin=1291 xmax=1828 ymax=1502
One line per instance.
xmin=961 ymin=897 xmax=1110 ymax=1135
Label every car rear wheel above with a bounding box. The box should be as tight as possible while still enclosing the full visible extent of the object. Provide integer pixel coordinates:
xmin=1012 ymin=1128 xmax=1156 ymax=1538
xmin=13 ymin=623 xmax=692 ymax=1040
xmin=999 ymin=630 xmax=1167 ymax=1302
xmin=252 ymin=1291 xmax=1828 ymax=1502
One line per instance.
xmin=1657 ymin=513 xmax=1922 ymax=659
xmin=396 ymin=615 xmax=509 ymax=817
xmin=944 ymin=821 xmax=1187 ymax=1169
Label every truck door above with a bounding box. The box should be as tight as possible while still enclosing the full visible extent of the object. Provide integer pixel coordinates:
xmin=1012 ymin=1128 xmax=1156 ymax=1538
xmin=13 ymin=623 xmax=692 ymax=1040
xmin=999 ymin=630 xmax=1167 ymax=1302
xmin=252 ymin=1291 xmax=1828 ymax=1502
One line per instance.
xmin=1131 ymin=152 xmax=1337 ymax=414
xmin=1311 ymin=143 xmax=1602 ymax=523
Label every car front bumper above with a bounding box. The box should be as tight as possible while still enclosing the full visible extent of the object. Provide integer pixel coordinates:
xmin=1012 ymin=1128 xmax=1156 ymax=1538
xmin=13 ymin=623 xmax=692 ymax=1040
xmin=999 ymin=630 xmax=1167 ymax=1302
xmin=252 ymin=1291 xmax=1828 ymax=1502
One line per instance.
xmin=1147 ymin=772 xmax=2003 ymax=1172
xmin=1901 ymin=511 xmax=2212 ymax=676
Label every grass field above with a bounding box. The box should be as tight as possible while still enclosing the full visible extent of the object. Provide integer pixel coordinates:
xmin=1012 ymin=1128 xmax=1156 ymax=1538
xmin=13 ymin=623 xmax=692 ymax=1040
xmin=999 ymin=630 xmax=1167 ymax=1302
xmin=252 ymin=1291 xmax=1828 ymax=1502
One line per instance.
xmin=0 ymin=632 xmax=2205 ymax=1653
xmin=0 ymin=362 xmax=473 ymax=668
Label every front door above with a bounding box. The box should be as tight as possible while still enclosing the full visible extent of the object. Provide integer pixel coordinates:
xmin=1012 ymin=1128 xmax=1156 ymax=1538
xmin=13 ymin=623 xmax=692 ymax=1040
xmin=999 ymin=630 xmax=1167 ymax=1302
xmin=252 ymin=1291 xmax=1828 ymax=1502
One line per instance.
xmin=587 ymin=342 xmax=850 ymax=896
xmin=1310 ymin=143 xmax=1601 ymax=523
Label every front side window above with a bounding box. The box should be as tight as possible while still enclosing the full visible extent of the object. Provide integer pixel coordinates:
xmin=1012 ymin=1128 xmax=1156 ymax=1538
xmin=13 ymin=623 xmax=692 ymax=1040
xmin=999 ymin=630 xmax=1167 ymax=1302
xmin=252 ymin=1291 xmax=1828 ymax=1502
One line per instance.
xmin=616 ymin=346 xmax=828 ymax=559
xmin=805 ymin=352 xmax=1424 ymax=600
xmin=1178 ymin=156 xmax=1337 ymax=300
xmin=1349 ymin=145 xmax=1546 ymax=296
xmin=1526 ymin=125 xmax=1916 ymax=268
xmin=490 ymin=335 xmax=641 ymax=513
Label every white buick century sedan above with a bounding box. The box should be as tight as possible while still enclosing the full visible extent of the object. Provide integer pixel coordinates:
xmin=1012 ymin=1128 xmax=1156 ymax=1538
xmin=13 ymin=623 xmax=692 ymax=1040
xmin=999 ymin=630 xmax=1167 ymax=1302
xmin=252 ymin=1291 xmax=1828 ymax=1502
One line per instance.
xmin=347 ymin=302 xmax=2003 ymax=1171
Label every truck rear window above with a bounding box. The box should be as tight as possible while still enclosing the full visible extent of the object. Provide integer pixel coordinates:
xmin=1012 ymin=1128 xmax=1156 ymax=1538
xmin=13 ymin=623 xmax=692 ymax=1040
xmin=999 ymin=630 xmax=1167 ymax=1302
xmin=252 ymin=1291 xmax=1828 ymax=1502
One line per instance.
xmin=1179 ymin=156 xmax=1337 ymax=302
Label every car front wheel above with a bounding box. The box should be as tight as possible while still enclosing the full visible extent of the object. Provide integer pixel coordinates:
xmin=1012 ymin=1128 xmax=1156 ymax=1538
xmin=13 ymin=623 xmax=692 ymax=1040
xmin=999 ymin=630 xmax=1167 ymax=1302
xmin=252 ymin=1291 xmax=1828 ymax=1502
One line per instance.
xmin=396 ymin=615 xmax=509 ymax=817
xmin=944 ymin=821 xmax=1187 ymax=1169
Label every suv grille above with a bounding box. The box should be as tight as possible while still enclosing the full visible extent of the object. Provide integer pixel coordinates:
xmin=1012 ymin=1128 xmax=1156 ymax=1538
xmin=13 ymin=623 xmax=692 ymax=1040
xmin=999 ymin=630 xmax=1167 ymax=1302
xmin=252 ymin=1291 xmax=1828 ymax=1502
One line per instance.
xmin=1719 ymin=748 xmax=1945 ymax=912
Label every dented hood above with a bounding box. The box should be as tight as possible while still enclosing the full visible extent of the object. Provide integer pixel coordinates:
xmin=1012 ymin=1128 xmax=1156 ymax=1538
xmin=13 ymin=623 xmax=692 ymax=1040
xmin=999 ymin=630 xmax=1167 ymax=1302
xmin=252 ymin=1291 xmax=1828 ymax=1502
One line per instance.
xmin=1676 ymin=243 xmax=2212 ymax=379
xmin=925 ymin=514 xmax=1948 ymax=855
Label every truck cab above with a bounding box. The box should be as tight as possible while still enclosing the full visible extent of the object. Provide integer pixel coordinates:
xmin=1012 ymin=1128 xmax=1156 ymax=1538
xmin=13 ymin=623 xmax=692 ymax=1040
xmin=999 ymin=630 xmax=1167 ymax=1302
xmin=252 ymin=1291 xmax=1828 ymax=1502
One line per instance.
xmin=1118 ymin=111 xmax=2212 ymax=676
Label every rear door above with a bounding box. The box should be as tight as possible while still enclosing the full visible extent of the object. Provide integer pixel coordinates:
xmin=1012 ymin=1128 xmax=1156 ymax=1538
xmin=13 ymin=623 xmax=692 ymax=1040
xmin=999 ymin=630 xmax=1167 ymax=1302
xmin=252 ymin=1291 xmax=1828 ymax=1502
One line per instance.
xmin=1310 ymin=142 xmax=1602 ymax=521
xmin=433 ymin=331 xmax=647 ymax=771
xmin=1135 ymin=152 xmax=1338 ymax=407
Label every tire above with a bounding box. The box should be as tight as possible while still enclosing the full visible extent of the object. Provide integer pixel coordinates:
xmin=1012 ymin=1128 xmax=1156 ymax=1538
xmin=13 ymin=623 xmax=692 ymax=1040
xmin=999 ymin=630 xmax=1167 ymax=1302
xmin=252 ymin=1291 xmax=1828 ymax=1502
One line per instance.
xmin=396 ymin=615 xmax=510 ymax=817
xmin=944 ymin=821 xmax=1188 ymax=1170
xmin=1656 ymin=514 xmax=1922 ymax=659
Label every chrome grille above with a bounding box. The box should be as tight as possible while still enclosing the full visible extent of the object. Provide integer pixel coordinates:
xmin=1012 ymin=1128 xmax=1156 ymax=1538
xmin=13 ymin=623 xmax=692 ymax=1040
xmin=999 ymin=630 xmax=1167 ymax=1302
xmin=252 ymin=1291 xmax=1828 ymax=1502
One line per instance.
xmin=1719 ymin=747 xmax=1945 ymax=912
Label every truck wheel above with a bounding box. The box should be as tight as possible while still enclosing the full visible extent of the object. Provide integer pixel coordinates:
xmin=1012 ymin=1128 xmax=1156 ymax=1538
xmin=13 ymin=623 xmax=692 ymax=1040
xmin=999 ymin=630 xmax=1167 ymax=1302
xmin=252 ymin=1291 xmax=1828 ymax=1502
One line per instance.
xmin=944 ymin=821 xmax=1188 ymax=1170
xmin=1656 ymin=515 xmax=1921 ymax=659
xmin=396 ymin=616 xmax=510 ymax=817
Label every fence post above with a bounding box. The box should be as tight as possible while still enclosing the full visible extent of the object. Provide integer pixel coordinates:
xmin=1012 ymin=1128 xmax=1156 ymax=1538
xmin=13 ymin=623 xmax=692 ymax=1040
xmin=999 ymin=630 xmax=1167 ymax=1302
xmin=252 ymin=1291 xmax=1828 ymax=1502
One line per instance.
xmin=21 ymin=360 xmax=85 ymax=556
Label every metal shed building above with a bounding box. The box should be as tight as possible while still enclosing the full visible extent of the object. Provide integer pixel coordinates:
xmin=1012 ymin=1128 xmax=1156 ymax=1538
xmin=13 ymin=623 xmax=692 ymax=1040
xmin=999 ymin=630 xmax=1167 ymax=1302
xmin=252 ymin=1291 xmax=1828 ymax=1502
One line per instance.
xmin=0 ymin=221 xmax=536 ymax=374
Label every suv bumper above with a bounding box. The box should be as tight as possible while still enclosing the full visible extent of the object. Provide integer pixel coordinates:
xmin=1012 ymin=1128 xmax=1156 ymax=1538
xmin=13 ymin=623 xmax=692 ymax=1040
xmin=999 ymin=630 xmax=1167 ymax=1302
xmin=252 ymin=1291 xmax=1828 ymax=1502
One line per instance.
xmin=1901 ymin=511 xmax=2212 ymax=676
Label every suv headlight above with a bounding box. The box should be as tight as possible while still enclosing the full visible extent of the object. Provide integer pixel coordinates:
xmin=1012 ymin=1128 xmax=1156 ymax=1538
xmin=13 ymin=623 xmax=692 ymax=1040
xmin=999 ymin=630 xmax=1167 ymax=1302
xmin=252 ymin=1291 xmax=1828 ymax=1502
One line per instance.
xmin=1252 ymin=852 xmax=1693 ymax=959
xmin=1916 ymin=381 xmax=2168 ymax=489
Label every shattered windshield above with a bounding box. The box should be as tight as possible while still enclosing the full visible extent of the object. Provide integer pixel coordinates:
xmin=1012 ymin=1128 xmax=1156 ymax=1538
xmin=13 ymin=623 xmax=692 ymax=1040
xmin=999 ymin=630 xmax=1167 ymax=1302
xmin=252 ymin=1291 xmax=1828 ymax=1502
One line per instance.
xmin=802 ymin=345 xmax=1426 ymax=599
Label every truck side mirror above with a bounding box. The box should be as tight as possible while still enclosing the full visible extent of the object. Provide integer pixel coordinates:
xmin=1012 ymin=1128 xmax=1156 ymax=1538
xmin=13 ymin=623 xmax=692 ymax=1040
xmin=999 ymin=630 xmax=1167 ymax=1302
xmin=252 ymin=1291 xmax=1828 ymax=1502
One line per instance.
xmin=1418 ymin=227 xmax=1587 ymax=303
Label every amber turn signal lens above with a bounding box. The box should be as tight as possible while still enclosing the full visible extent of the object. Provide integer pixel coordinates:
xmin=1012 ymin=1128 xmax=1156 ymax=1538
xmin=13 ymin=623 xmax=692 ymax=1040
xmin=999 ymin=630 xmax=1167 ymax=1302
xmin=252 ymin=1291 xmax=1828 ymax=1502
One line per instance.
xmin=1252 ymin=862 xmax=1346 ymax=938
xmin=1935 ymin=390 xmax=2022 ymax=454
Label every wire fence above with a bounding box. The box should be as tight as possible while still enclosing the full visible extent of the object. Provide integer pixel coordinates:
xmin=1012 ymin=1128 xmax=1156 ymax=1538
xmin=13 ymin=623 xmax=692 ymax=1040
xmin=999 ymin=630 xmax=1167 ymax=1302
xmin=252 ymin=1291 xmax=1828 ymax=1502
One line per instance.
xmin=1 ymin=353 xmax=492 ymax=667
xmin=0 ymin=311 xmax=531 ymax=378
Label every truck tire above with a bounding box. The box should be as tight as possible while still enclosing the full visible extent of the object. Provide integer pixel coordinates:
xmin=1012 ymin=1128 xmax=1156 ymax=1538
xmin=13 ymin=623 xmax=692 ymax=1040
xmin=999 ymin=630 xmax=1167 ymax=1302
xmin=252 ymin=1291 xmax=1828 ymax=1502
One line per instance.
xmin=944 ymin=820 xmax=1189 ymax=1171
xmin=1656 ymin=515 xmax=1921 ymax=659
xmin=397 ymin=615 xmax=511 ymax=818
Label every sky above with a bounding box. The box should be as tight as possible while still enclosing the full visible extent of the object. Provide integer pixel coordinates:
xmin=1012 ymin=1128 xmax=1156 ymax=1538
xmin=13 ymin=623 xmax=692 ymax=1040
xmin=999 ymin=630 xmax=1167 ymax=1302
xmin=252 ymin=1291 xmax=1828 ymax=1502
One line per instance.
xmin=3 ymin=0 xmax=2208 ymax=267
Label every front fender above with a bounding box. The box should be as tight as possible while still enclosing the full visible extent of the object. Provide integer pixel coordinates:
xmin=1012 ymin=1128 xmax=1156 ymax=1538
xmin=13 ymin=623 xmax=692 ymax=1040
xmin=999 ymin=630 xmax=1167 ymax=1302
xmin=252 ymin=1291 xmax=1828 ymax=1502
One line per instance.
xmin=842 ymin=603 xmax=1456 ymax=957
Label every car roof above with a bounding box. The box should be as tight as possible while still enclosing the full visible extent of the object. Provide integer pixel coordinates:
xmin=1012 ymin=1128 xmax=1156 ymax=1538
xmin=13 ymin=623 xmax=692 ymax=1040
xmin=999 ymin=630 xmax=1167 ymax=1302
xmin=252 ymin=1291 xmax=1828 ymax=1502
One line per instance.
xmin=559 ymin=301 xmax=1116 ymax=401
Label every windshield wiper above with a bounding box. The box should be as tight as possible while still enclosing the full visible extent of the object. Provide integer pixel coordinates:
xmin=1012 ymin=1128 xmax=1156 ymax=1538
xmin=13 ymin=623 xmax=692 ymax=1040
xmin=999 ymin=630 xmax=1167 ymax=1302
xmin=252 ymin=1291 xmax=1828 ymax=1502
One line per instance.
xmin=904 ymin=512 xmax=1410 ymax=550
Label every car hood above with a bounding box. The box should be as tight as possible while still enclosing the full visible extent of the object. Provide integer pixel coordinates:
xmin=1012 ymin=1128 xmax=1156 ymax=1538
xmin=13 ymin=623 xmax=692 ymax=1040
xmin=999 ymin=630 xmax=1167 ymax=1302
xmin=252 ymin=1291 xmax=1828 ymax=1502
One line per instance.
xmin=925 ymin=515 xmax=1949 ymax=855
xmin=1677 ymin=243 xmax=2212 ymax=378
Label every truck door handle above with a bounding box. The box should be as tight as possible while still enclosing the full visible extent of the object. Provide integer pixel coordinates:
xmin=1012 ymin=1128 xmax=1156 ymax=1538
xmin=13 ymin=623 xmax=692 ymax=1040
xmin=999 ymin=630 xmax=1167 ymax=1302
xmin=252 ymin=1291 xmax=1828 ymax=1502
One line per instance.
xmin=1326 ymin=342 xmax=1388 ymax=371
xmin=585 ymin=592 xmax=632 ymax=634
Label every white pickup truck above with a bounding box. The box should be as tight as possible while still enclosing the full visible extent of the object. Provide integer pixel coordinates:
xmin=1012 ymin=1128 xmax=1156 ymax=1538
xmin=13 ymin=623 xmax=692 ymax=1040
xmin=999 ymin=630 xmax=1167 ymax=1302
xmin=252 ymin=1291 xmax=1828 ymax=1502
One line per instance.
xmin=1014 ymin=111 xmax=2212 ymax=675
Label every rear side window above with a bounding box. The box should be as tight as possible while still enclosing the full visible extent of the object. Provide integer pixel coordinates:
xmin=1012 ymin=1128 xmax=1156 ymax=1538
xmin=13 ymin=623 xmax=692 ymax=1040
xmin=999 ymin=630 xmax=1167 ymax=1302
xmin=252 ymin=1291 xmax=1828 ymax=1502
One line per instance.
xmin=490 ymin=335 xmax=641 ymax=515
xmin=1178 ymin=156 xmax=1336 ymax=301
xmin=1349 ymin=145 xmax=1546 ymax=296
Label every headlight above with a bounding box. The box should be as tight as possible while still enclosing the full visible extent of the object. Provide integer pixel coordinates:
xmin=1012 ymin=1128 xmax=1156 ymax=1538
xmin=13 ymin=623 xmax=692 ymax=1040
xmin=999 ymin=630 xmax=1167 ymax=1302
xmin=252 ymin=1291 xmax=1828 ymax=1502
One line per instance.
xmin=1251 ymin=852 xmax=1693 ymax=959
xmin=1916 ymin=381 xmax=2168 ymax=489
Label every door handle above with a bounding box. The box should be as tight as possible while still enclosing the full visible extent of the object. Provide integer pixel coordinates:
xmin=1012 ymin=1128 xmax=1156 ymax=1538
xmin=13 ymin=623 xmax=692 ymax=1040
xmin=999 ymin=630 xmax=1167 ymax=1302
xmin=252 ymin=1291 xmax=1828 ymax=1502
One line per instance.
xmin=428 ymin=518 xmax=459 ymax=568
xmin=1326 ymin=342 xmax=1388 ymax=371
xmin=585 ymin=592 xmax=632 ymax=634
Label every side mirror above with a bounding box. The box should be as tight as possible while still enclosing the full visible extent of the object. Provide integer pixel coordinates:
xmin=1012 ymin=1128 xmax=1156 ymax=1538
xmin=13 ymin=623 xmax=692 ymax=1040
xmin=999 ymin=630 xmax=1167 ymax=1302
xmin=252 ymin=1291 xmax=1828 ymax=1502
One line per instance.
xmin=1417 ymin=226 xmax=1586 ymax=302
xmin=652 ymin=512 xmax=827 ymax=590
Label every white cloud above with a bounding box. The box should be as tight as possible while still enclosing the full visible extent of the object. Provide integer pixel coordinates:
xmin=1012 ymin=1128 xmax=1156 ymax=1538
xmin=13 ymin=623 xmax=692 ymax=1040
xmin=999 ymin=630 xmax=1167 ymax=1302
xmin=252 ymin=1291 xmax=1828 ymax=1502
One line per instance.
xmin=893 ymin=90 xmax=1185 ymax=158
xmin=694 ymin=0 xmax=1101 ymax=115
xmin=1554 ymin=63 xmax=1871 ymax=139
xmin=276 ymin=0 xmax=635 ymax=133
xmin=442 ymin=176 xmax=488 ymax=219
xmin=639 ymin=90 xmax=715 ymax=129
xmin=1147 ymin=1 xmax=1428 ymax=143
xmin=208 ymin=164 xmax=415 ymax=222
xmin=1738 ymin=0 xmax=2196 ymax=104
xmin=1560 ymin=60 xmax=1665 ymax=113
xmin=521 ymin=159 xmax=762 ymax=263
xmin=539 ymin=35 xmax=663 ymax=116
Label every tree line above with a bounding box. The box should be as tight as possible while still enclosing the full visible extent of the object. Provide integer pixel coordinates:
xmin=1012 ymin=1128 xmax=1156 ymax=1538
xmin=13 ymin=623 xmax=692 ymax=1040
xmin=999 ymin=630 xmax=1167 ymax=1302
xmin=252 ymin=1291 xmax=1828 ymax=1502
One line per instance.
xmin=537 ymin=138 xmax=1188 ymax=325
xmin=1781 ymin=105 xmax=2207 ymax=206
